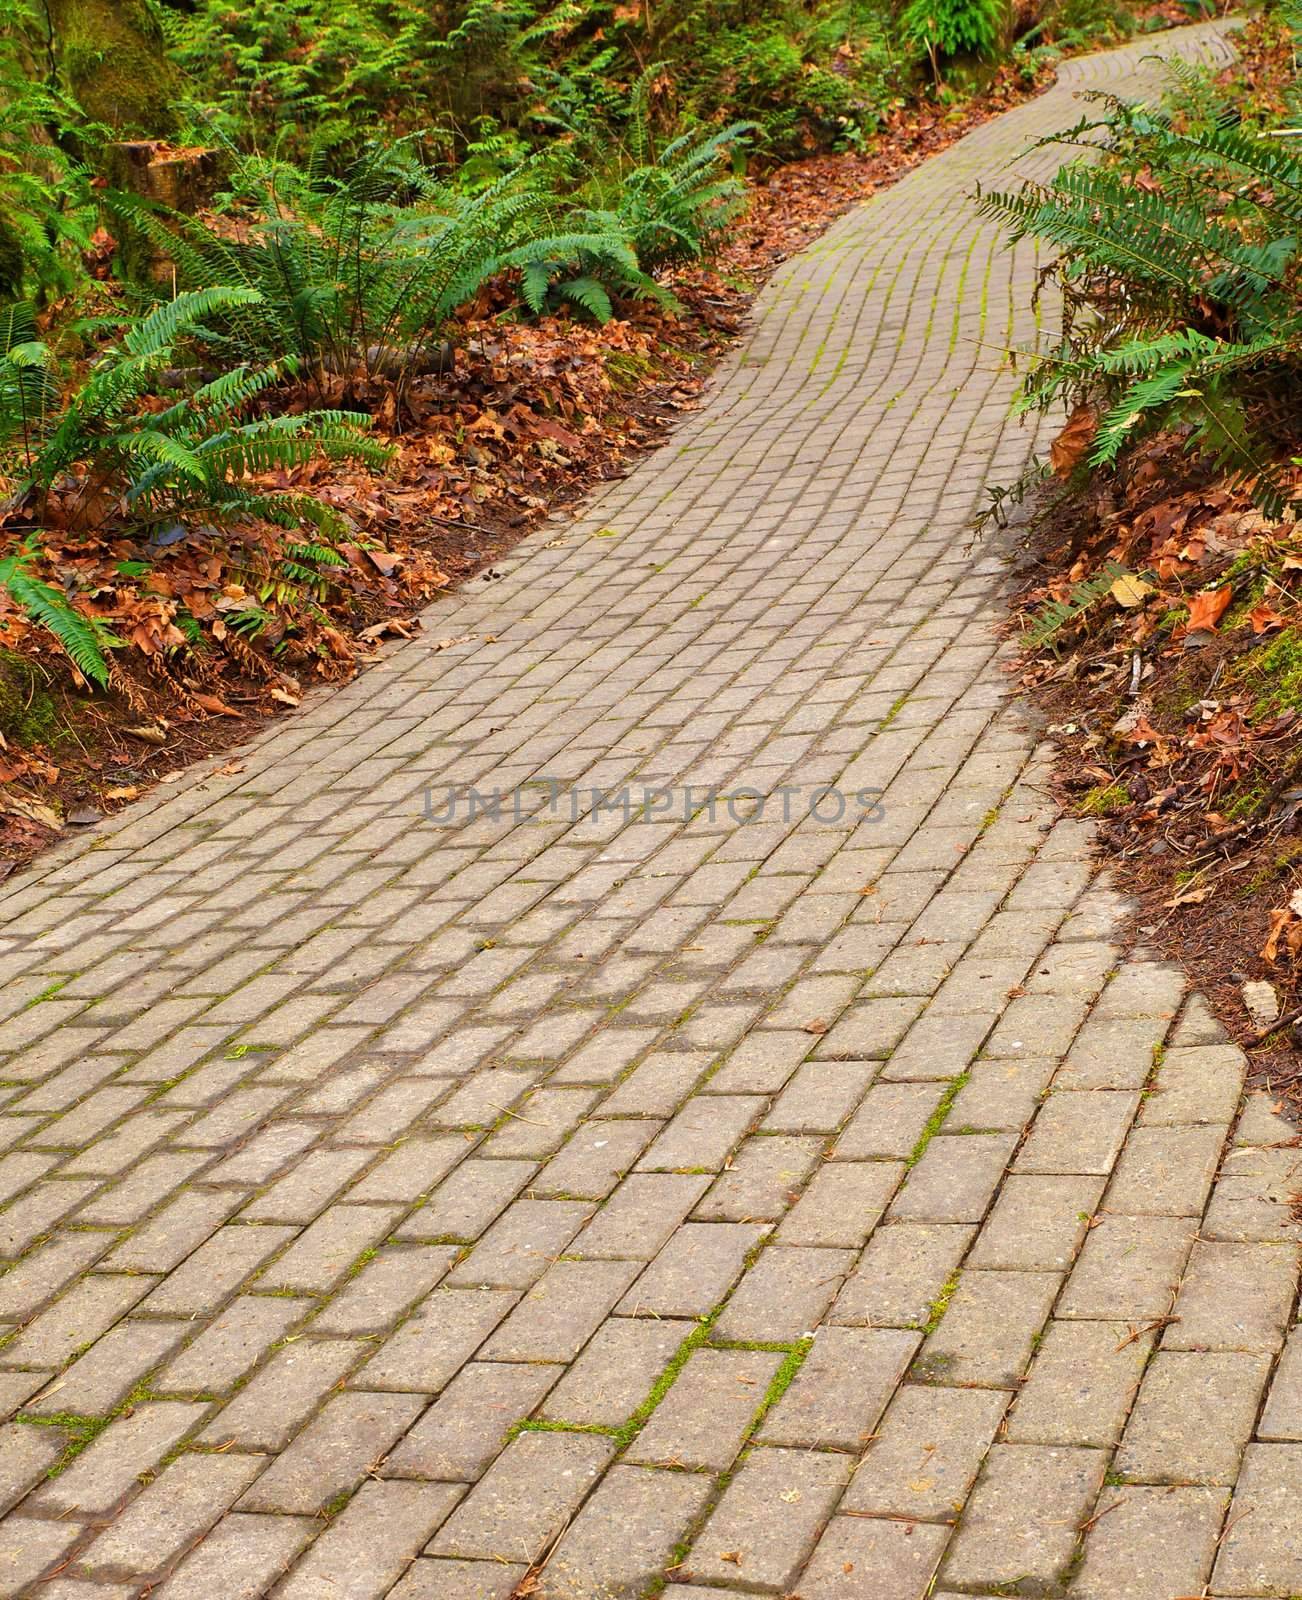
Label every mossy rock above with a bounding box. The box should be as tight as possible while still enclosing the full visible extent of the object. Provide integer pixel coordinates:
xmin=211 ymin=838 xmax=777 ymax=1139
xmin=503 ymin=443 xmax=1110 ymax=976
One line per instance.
xmin=46 ymin=0 xmax=181 ymax=137
xmin=0 ymin=650 xmax=60 ymax=747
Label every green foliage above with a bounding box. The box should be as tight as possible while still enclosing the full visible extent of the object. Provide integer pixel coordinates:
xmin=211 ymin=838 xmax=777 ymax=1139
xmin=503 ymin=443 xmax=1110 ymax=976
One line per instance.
xmin=162 ymin=0 xmax=533 ymax=157
xmin=0 ymin=18 xmax=101 ymax=304
xmin=0 ymin=541 xmax=119 ymax=685
xmin=981 ymin=75 xmax=1302 ymax=520
xmin=0 ymin=289 xmax=387 ymax=683
xmin=112 ymin=140 xmax=651 ymax=372
xmin=902 ymin=0 xmax=1007 ymax=67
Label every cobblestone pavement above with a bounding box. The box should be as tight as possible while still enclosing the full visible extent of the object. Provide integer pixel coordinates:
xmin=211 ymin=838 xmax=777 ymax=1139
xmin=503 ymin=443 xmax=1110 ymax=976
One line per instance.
xmin=2 ymin=20 xmax=1296 ymax=1600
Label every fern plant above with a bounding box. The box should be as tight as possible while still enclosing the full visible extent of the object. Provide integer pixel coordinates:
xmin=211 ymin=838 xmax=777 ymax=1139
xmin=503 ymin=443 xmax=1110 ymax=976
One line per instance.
xmin=901 ymin=0 xmax=1008 ymax=76
xmin=0 ymin=288 xmax=387 ymax=684
xmin=980 ymin=89 xmax=1302 ymax=519
xmin=111 ymin=140 xmax=638 ymax=380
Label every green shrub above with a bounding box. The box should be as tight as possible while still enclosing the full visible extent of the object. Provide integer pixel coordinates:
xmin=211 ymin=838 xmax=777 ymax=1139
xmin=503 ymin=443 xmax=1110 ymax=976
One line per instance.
xmin=901 ymin=0 xmax=1007 ymax=71
xmin=980 ymin=84 xmax=1302 ymax=518
xmin=0 ymin=290 xmax=386 ymax=683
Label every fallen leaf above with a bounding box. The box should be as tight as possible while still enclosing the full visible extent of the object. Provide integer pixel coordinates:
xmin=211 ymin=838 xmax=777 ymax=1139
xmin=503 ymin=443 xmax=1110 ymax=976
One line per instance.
xmin=1262 ymin=908 xmax=1294 ymax=964
xmin=1186 ymin=585 xmax=1232 ymax=632
xmin=269 ymin=688 xmax=301 ymax=707
xmin=1163 ymin=884 xmax=1210 ymax=908
xmin=1050 ymin=404 xmax=1097 ymax=476
xmin=192 ymin=692 xmax=240 ymax=717
xmin=1111 ymin=573 xmax=1154 ymax=608
xmin=802 ymin=1019 xmax=829 ymax=1035
xmin=214 ymin=760 xmax=247 ymax=777
xmin=1248 ymin=603 xmax=1286 ymax=634
xmin=1 ymin=792 xmax=62 ymax=829
xmin=102 ymin=784 xmax=140 ymax=801
xmin=124 ymin=725 xmax=168 ymax=746
xmin=66 ymin=805 xmax=102 ymax=826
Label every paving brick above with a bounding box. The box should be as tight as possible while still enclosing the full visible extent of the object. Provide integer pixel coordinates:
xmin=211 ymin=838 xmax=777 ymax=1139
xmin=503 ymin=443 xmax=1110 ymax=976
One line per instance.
xmin=1 ymin=1271 xmax=152 ymax=1368
xmin=236 ymin=1389 xmax=425 ymax=1514
xmin=945 ymin=1055 xmax=1055 ymax=1131
xmin=256 ymin=1203 xmax=402 ymax=1292
xmin=916 ymin=1268 xmax=1060 ymax=1388
xmin=277 ymin=1479 xmax=465 ymax=1599
xmin=940 ymin=1443 xmax=1107 ymax=1590
xmin=311 ymin=1244 xmax=457 ymax=1336
xmin=795 ymin=1515 xmax=950 ymax=1599
xmin=1103 ymin=1123 xmax=1225 ymax=1216
xmin=1073 ymin=1484 xmax=1229 ymax=1600
xmin=840 ymin=1382 xmax=1008 ymax=1519
xmin=0 ymin=1421 xmax=65 ymax=1515
xmin=626 ymin=1346 xmax=781 ymax=1470
xmin=151 ymin=1511 xmax=315 ymax=1598
xmin=891 ymin=1133 xmax=1015 ymax=1222
xmin=541 ymin=1463 xmax=714 ymax=1599
xmin=396 ymin=1160 xmax=537 ymax=1244
xmin=77 ymin=1452 xmax=262 ymax=1576
xmin=361 ymin=1289 xmax=518 ymax=1392
xmin=24 ymin=1318 xmax=186 ymax=1417
xmin=388 ymin=1560 xmax=526 ymax=1600
xmin=155 ymin=1294 xmax=308 ymax=1394
xmin=1014 ymin=1090 xmax=1138 ymax=1175
xmin=540 ymin=1318 xmax=686 ymax=1426
xmin=1058 ymin=1213 xmax=1195 ymax=1319
xmin=0 ymin=1517 xmax=80 ymax=1593
xmin=31 ymin=1401 xmax=208 ymax=1516
xmin=1259 ymin=1324 xmax=1302 ymax=1440
xmin=966 ymin=1173 xmax=1103 ymax=1271
xmin=831 ymin=1222 xmax=974 ymax=1327
xmin=713 ymin=1244 xmax=856 ymax=1342
xmin=834 ymin=1081 xmax=948 ymax=1158
xmin=759 ymin=1326 xmax=919 ymax=1450
xmin=777 ymin=1160 xmax=903 ymax=1247
xmin=1162 ymin=1239 xmax=1297 ymax=1352
xmin=694 ymin=1134 xmax=822 ymax=1219
xmin=445 ymin=1200 xmax=591 ymax=1291
xmin=1007 ymin=1317 xmax=1154 ymax=1446
xmin=429 ymin=1432 xmax=614 ymax=1561
xmin=569 ymin=1172 xmax=710 ymax=1258
xmin=635 ymin=1094 xmax=764 ymax=1170
xmin=1212 ymin=1442 xmax=1302 ymax=1596
xmin=384 ymin=1361 xmax=560 ymax=1481
xmin=681 ymin=1446 xmax=851 ymax=1590
xmin=198 ymin=1337 xmax=362 ymax=1448
xmin=1139 ymin=1044 xmax=1246 ymax=1126
xmin=478 ymin=1258 xmax=640 ymax=1362
xmin=616 ymin=1220 xmax=764 ymax=1317
xmin=140 ymin=1222 xmax=298 ymax=1316
xmin=1115 ymin=1350 xmax=1270 ymax=1485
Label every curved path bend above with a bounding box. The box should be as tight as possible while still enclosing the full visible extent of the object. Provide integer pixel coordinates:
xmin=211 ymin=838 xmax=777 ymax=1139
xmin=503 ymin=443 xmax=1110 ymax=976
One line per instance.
xmin=3 ymin=21 xmax=1297 ymax=1600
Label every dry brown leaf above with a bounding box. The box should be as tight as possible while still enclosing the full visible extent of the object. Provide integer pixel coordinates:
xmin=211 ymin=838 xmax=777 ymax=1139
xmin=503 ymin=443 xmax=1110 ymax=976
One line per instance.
xmin=102 ymin=784 xmax=140 ymax=801
xmin=1262 ymin=908 xmax=1294 ymax=964
xmin=124 ymin=724 xmax=168 ymax=745
xmin=269 ymin=688 xmax=301 ymax=707
xmin=1186 ymin=585 xmax=1232 ymax=632
xmin=1050 ymin=405 xmax=1097 ymax=477
xmin=1248 ymin=603 xmax=1286 ymax=634
xmin=192 ymin=692 xmax=240 ymax=717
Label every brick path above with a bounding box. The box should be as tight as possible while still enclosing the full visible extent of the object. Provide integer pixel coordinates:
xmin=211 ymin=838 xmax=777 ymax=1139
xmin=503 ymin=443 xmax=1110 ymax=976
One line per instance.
xmin=2 ymin=19 xmax=1297 ymax=1600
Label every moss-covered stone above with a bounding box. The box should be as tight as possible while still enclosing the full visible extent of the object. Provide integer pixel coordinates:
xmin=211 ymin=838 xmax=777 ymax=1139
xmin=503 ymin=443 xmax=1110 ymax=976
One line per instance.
xmin=46 ymin=0 xmax=181 ymax=137
xmin=0 ymin=649 xmax=60 ymax=746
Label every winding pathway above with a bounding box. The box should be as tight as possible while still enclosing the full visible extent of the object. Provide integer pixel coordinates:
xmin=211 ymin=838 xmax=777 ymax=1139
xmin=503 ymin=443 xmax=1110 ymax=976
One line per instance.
xmin=4 ymin=20 xmax=1298 ymax=1600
